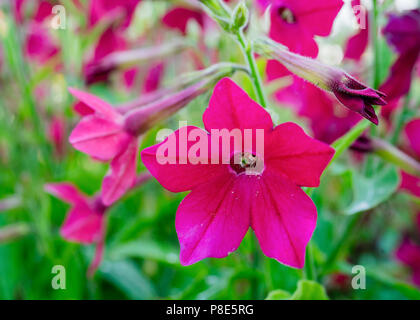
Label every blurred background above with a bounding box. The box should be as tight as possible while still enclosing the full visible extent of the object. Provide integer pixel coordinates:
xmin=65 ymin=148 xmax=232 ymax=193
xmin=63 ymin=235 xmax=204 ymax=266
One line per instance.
xmin=1 ymin=0 xmax=420 ymax=300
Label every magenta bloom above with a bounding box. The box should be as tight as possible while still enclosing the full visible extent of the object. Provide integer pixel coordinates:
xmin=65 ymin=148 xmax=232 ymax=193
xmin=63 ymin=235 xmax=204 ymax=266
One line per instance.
xmin=45 ymin=183 xmax=106 ymax=244
xmin=88 ymin=0 xmax=141 ymax=30
xmin=396 ymin=234 xmax=420 ymax=287
xmin=48 ymin=116 xmax=66 ymax=158
xmin=258 ymin=0 xmax=343 ymax=57
xmin=25 ymin=23 xmax=59 ymax=64
xmin=141 ymin=78 xmax=334 ymax=267
xmin=45 ymin=183 xmax=107 ymax=276
xmin=68 ymin=88 xmax=138 ymax=206
xmin=162 ymin=7 xmax=205 ymax=35
xmin=379 ymin=10 xmax=420 ymax=103
xmin=344 ymin=0 xmax=369 ymax=61
xmin=84 ymin=27 xmax=127 ymax=85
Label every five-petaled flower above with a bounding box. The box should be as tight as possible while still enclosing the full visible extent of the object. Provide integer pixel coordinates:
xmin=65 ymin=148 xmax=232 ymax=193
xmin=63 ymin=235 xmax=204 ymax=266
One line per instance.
xmin=257 ymin=0 xmax=343 ymax=58
xmin=141 ymin=78 xmax=335 ymax=267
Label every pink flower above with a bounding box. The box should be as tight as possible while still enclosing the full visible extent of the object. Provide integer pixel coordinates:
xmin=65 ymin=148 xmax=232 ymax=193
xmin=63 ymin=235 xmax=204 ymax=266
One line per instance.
xmin=48 ymin=116 xmax=66 ymax=158
xmin=344 ymin=0 xmax=369 ymax=61
xmin=162 ymin=7 xmax=205 ymax=35
xmin=44 ymin=183 xmax=106 ymax=244
xmin=141 ymin=78 xmax=334 ymax=267
xmin=84 ymin=27 xmax=127 ymax=85
xmin=68 ymin=88 xmax=138 ymax=206
xmin=24 ymin=23 xmax=59 ymax=64
xmin=379 ymin=10 xmax=420 ymax=103
xmin=274 ymin=77 xmax=361 ymax=144
xmin=45 ymin=183 xmax=108 ymax=277
xmin=258 ymin=0 xmax=343 ymax=58
xmin=143 ymin=62 xmax=165 ymax=93
xmin=396 ymin=234 xmax=420 ymax=287
xmin=88 ymin=0 xmax=141 ymax=30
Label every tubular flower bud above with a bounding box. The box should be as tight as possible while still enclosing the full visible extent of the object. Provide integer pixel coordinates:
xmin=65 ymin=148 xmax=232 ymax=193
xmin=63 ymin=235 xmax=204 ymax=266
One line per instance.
xmin=255 ymin=38 xmax=387 ymax=125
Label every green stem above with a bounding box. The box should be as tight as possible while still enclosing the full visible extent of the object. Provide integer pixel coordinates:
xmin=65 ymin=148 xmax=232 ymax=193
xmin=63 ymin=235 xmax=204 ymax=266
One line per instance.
xmin=304 ymin=243 xmax=316 ymax=281
xmin=236 ymin=31 xmax=268 ymax=108
xmin=372 ymin=0 xmax=381 ymax=89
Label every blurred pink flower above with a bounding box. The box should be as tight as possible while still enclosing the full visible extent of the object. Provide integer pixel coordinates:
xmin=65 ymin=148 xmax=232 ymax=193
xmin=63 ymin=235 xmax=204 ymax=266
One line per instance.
xmin=344 ymin=0 xmax=369 ymax=61
xmin=379 ymin=10 xmax=420 ymax=104
xmin=88 ymin=0 xmax=141 ymax=30
xmin=45 ymin=173 xmax=151 ymax=276
xmin=274 ymin=77 xmax=362 ymax=144
xmin=258 ymin=0 xmax=343 ymax=58
xmin=142 ymin=62 xmax=165 ymax=93
xmin=45 ymin=183 xmax=106 ymax=244
xmin=45 ymin=182 xmax=107 ymax=277
xmin=162 ymin=7 xmax=205 ymax=35
xmin=396 ymin=234 xmax=420 ymax=287
xmin=24 ymin=23 xmax=59 ymax=64
xmin=84 ymin=27 xmax=127 ymax=85
xmin=68 ymin=88 xmax=138 ymax=206
xmin=141 ymin=78 xmax=334 ymax=267
xmin=48 ymin=116 xmax=66 ymax=158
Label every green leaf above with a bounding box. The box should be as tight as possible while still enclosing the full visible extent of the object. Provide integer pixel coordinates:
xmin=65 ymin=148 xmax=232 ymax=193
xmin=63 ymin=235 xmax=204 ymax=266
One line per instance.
xmin=98 ymin=260 xmax=156 ymax=299
xmin=265 ymin=289 xmax=291 ymax=300
xmin=290 ymin=280 xmax=329 ymax=300
xmin=345 ymin=165 xmax=400 ymax=215
xmin=265 ymin=280 xmax=328 ymax=300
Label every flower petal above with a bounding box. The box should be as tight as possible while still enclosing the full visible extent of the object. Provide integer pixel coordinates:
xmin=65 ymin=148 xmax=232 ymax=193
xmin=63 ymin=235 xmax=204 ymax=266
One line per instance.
xmin=61 ymin=205 xmax=105 ymax=244
xmin=68 ymin=87 xmax=121 ymax=120
xmin=265 ymin=122 xmax=335 ymax=187
xmin=69 ymin=115 xmax=132 ymax=161
xmin=101 ymin=138 xmax=138 ymax=206
xmin=400 ymin=171 xmax=420 ymax=198
xmin=203 ymin=78 xmax=273 ymax=132
xmin=45 ymin=183 xmax=87 ymax=206
xmin=162 ymin=7 xmax=204 ymax=35
xmin=251 ymin=170 xmax=317 ymax=268
xmin=292 ymin=0 xmax=343 ymax=37
xmin=141 ymin=126 xmax=228 ymax=193
xmin=405 ymin=119 xmax=420 ymax=157
xmin=176 ymin=174 xmax=252 ymax=265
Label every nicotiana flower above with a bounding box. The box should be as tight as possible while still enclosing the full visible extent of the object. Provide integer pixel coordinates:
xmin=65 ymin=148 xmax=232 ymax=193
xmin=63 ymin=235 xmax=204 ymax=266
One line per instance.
xmin=45 ymin=173 xmax=150 ymax=276
xmin=274 ymin=77 xmax=361 ymax=144
xmin=87 ymin=0 xmax=141 ymax=30
xmin=257 ymin=0 xmax=343 ymax=58
xmin=45 ymin=183 xmax=107 ymax=276
xmin=379 ymin=10 xmax=420 ymax=104
xmin=18 ymin=1 xmax=60 ymax=65
xmin=256 ymin=38 xmax=387 ymax=124
xmin=344 ymin=0 xmax=369 ymax=61
xmin=141 ymin=78 xmax=334 ymax=267
xmin=396 ymin=213 xmax=420 ymax=287
xmin=69 ymin=63 xmax=237 ymax=205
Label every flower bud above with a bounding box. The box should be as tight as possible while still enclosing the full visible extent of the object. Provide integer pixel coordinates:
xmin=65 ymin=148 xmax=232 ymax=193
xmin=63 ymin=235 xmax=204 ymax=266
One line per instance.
xmin=254 ymin=37 xmax=387 ymax=125
xmin=231 ymin=2 xmax=249 ymax=31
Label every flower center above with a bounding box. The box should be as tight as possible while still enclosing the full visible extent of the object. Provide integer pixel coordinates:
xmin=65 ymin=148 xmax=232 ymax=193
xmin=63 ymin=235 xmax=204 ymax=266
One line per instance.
xmin=277 ymin=7 xmax=296 ymax=24
xmin=229 ymin=152 xmax=264 ymax=176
